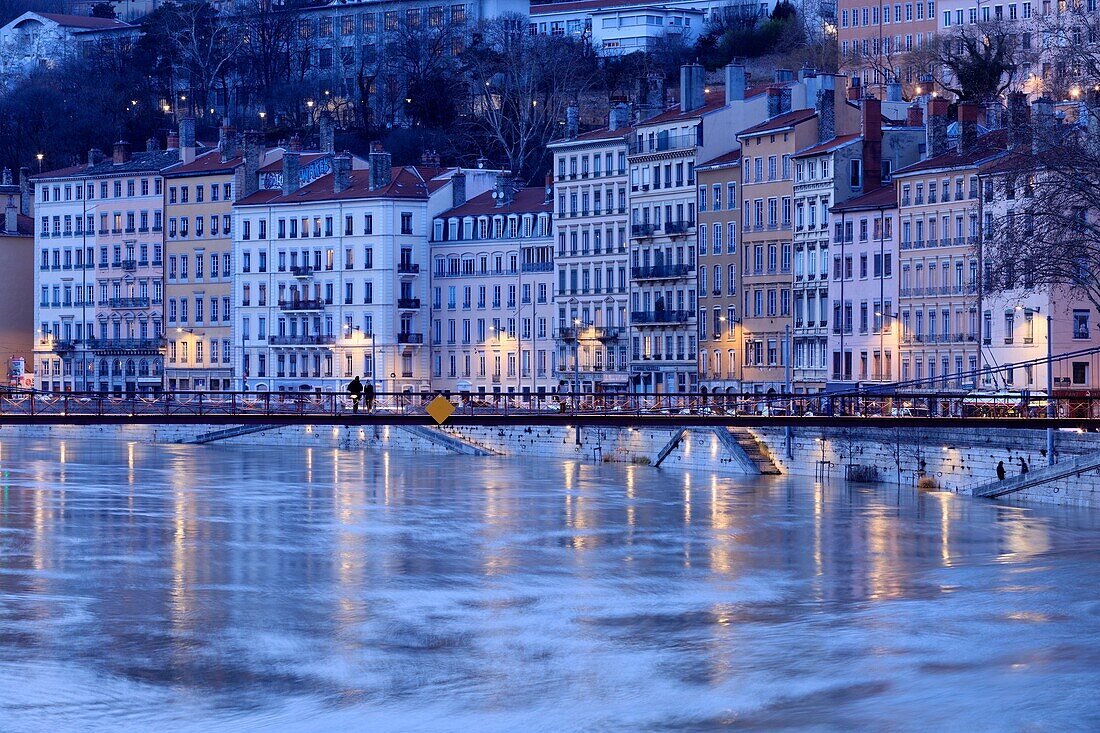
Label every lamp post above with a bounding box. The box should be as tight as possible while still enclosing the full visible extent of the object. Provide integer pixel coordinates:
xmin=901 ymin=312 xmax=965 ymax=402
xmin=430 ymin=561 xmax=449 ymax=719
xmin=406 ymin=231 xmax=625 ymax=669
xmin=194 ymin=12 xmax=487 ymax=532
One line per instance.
xmin=1047 ymin=313 xmax=1054 ymax=466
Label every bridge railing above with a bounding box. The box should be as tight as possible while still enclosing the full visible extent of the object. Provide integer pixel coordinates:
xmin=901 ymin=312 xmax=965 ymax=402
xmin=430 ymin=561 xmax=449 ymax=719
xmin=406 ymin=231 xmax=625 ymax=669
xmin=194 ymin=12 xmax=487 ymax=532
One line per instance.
xmin=0 ymin=388 xmax=1095 ymax=421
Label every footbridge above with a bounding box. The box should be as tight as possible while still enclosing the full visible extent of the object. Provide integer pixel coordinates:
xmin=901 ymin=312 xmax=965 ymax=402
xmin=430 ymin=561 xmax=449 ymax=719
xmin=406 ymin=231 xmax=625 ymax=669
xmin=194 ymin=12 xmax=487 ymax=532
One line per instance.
xmin=0 ymin=390 xmax=1096 ymax=430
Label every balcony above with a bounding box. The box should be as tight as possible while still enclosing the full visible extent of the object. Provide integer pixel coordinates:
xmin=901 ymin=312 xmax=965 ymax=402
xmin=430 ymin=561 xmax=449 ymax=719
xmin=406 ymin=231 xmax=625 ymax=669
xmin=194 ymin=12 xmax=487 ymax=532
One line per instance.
xmin=629 ymin=133 xmax=697 ymax=155
xmin=665 ymin=220 xmax=694 ymax=235
xmin=631 ymin=263 xmax=692 ymax=280
xmin=121 ymin=259 xmax=137 ymax=271
xmin=521 ymin=262 xmax=554 ymax=273
xmin=279 ymin=298 xmax=325 ymax=311
xmin=631 ymin=309 xmax=693 ymax=325
xmin=268 ymin=335 xmax=336 ymax=346
xmin=108 ymin=297 xmax=150 ymax=309
xmin=398 ymin=297 xmax=421 ymax=310
xmin=398 ymin=262 xmax=420 ymax=275
xmin=631 ymin=223 xmax=657 ymax=238
xmin=87 ymin=338 xmax=164 ymax=352
xmin=397 ymin=332 xmax=424 ymax=344
xmin=291 ymin=265 xmax=314 ymax=277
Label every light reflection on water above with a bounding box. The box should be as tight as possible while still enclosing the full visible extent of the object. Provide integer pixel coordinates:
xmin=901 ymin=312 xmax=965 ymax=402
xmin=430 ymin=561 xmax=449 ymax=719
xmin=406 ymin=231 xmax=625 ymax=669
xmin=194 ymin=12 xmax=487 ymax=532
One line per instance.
xmin=1 ymin=438 xmax=1100 ymax=732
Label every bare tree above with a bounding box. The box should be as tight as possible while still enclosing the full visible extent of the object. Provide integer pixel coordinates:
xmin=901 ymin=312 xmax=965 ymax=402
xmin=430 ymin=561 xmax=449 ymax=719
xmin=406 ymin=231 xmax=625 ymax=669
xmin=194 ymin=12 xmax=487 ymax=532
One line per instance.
xmin=230 ymin=0 xmax=301 ymax=120
xmin=934 ymin=21 xmax=1019 ymax=102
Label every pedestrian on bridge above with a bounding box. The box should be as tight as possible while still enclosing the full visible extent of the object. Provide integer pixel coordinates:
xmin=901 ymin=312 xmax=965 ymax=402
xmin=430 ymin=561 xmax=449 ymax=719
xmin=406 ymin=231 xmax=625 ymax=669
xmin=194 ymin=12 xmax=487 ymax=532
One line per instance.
xmin=1019 ymin=457 xmax=1029 ymax=476
xmin=996 ymin=460 xmax=1006 ymax=481
xmin=364 ymin=381 xmax=375 ymax=412
xmin=348 ymin=376 xmax=364 ymax=412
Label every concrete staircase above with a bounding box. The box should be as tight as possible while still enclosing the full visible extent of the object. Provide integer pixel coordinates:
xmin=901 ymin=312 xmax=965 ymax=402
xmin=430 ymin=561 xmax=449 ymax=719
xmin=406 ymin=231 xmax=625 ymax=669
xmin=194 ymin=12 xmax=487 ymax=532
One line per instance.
xmin=188 ymin=424 xmax=280 ymax=444
xmin=974 ymin=451 xmax=1100 ymax=498
xmin=401 ymin=425 xmax=500 ymax=456
xmin=652 ymin=428 xmax=688 ymax=467
xmin=719 ymin=428 xmax=782 ymax=475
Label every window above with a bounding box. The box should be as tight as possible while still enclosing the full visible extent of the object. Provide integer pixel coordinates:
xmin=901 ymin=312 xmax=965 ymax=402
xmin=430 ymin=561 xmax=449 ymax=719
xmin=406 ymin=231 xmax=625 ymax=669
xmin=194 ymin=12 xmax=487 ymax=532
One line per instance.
xmin=1074 ymin=310 xmax=1090 ymax=339
xmin=401 ymin=212 xmax=413 ymax=234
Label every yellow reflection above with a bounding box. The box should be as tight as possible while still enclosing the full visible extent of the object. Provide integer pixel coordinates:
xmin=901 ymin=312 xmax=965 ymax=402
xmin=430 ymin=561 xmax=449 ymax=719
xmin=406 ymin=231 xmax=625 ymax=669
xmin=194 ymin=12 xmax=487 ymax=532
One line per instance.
xmin=867 ymin=506 xmax=901 ymax=600
xmin=931 ymin=491 xmax=953 ymax=567
xmin=999 ymin=515 xmax=1051 ymax=561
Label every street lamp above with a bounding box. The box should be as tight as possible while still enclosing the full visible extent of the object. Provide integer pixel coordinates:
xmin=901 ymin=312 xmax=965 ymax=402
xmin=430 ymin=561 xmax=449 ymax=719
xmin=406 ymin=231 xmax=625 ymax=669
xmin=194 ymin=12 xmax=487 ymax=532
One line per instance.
xmin=36 ymin=153 xmax=43 ymax=172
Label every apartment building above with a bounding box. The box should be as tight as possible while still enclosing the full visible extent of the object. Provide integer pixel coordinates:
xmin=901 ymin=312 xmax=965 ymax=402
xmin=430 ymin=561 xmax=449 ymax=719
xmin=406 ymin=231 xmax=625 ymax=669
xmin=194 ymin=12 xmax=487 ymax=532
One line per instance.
xmin=894 ymin=99 xmax=1005 ymax=391
xmin=737 ymin=76 xmax=862 ymax=394
xmin=838 ymin=0 xmax=937 ymax=92
xmin=696 ymin=151 xmax=742 ymax=394
xmin=548 ymin=104 xmax=632 ymax=394
xmin=33 ymin=141 xmax=177 ymax=393
xmin=430 ymin=178 xmax=556 ymax=395
xmin=0 ymin=167 xmax=33 ymax=386
xmin=233 ymin=146 xmax=491 ymax=394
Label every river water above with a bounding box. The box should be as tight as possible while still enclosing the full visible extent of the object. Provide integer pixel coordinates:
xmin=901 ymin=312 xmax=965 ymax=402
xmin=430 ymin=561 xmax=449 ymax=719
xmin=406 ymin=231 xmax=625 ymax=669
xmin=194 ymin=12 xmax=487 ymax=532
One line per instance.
xmin=2 ymin=437 xmax=1100 ymax=732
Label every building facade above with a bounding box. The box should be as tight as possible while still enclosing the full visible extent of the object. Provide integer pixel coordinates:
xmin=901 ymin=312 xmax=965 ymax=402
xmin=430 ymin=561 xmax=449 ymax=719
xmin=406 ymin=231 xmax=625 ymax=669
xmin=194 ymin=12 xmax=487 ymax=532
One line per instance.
xmin=0 ymin=168 xmax=34 ymax=387
xmin=430 ymin=178 xmax=556 ymax=395
xmin=549 ymin=105 xmax=633 ymax=393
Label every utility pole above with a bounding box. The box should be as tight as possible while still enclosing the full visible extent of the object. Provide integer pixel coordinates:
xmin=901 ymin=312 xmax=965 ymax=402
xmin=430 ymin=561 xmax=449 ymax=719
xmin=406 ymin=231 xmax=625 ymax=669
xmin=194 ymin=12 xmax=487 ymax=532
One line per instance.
xmin=1047 ymin=314 xmax=1054 ymax=466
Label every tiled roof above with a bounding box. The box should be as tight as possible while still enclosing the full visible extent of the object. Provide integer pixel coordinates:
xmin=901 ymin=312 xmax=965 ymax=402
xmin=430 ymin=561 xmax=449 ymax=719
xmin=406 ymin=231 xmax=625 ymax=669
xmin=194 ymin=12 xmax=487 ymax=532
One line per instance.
xmin=32 ymin=148 xmax=201 ymax=180
xmin=164 ymin=149 xmax=241 ymax=175
xmin=235 ymin=166 xmax=440 ymax=206
xmin=697 ymin=149 xmax=741 ymax=168
xmin=36 ymin=12 xmax=131 ymax=29
xmin=793 ymin=133 xmax=860 ymax=158
xmin=738 ymin=108 xmax=817 ymax=137
xmin=637 ymin=90 xmax=728 ymax=126
xmin=441 ymin=187 xmax=551 ymax=217
xmin=892 ymin=129 xmax=1009 ymax=176
xmin=832 ymin=185 xmax=897 ymax=212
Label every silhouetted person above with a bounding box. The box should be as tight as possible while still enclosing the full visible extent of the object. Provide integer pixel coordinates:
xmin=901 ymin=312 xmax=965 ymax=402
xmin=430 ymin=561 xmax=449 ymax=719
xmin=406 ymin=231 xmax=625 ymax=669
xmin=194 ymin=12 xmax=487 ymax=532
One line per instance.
xmin=347 ymin=376 xmax=363 ymax=412
xmin=364 ymin=381 xmax=375 ymax=412
xmin=1020 ymin=457 xmax=1029 ymax=476
xmin=996 ymin=460 xmax=1006 ymax=481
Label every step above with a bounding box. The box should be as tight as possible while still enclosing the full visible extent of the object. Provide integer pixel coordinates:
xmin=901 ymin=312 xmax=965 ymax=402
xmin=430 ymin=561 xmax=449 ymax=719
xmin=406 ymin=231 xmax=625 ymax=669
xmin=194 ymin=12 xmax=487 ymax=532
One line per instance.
xmin=189 ymin=424 xmax=279 ymax=444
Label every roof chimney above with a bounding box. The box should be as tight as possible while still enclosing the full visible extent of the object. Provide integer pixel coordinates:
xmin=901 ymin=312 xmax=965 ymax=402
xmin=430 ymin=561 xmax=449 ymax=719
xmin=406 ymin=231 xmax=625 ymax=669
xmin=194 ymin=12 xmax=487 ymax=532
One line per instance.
xmin=179 ymin=117 xmax=196 ymax=164
xmin=219 ymin=121 xmax=238 ymax=162
xmin=4 ymin=199 xmax=16 ymax=234
xmin=494 ymin=173 xmax=516 ymax=207
xmin=234 ymin=130 xmax=263 ymax=201
xmin=333 ymin=151 xmax=352 ymax=193
xmin=87 ymin=147 xmax=106 ymax=168
xmin=167 ymin=131 xmax=179 ymax=150
xmin=679 ymin=62 xmax=705 ymax=113
xmin=1007 ymin=92 xmax=1031 ymax=150
xmin=452 ymin=170 xmax=467 ymax=208
xmin=885 ymin=81 xmax=904 ymax=102
xmin=319 ymin=112 xmax=335 ymax=155
xmin=926 ymin=96 xmax=949 ymax=158
xmin=1033 ymin=96 xmax=1055 ymax=154
xmin=846 ymin=76 xmax=861 ymax=102
xmin=906 ymin=104 xmax=923 ymax=127
xmin=767 ymin=86 xmax=786 ymax=118
xmin=566 ymin=103 xmax=579 ymax=139
xmin=368 ymin=142 xmax=392 ymax=190
xmin=112 ymin=141 xmax=132 ymax=165
xmin=1 ymin=168 xmax=10 ymax=186
xmin=862 ymin=96 xmax=883 ymax=190
xmin=18 ymin=168 xmax=30 ymax=216
xmin=816 ymin=75 xmax=836 ymax=142
xmin=609 ymin=102 xmax=630 ymax=132
xmin=281 ymin=151 xmax=300 ymax=196
xmin=725 ymin=60 xmax=747 ymax=103
xmin=957 ymin=101 xmax=979 ymax=155
xmin=635 ymin=72 xmax=665 ymax=122
xmin=420 ymin=149 xmax=441 ymax=167
xmin=774 ymin=68 xmax=794 ymax=83
xmin=544 ymin=172 xmax=553 ymax=204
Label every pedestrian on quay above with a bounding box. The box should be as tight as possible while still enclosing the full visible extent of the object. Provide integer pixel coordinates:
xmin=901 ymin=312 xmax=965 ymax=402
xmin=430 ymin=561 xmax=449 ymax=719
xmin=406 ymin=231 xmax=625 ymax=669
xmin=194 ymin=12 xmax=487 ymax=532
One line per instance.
xmin=347 ymin=375 xmax=363 ymax=412
xmin=997 ymin=460 xmax=1006 ymax=481
xmin=364 ymin=381 xmax=375 ymax=412
xmin=1020 ymin=457 xmax=1029 ymax=476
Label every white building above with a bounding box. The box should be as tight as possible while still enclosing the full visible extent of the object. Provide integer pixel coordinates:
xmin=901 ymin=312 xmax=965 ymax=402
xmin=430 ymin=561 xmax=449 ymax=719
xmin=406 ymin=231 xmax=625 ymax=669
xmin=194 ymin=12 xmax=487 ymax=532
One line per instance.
xmin=429 ymin=177 xmax=557 ymax=396
xmin=548 ymin=104 xmax=633 ymax=393
xmin=0 ymin=12 xmax=135 ymax=87
xmin=232 ymin=147 xmax=494 ymax=394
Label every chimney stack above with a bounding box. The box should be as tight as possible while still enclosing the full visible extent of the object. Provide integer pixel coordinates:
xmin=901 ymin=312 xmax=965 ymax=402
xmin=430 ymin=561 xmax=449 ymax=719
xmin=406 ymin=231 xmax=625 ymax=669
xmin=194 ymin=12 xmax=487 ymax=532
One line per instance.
xmin=816 ymin=75 xmax=836 ymax=142
xmin=1007 ymin=91 xmax=1031 ymax=150
xmin=4 ymin=200 xmax=16 ymax=234
xmin=766 ymin=86 xmax=785 ymax=118
xmin=234 ymin=130 xmax=263 ymax=201
xmin=281 ymin=151 xmax=301 ymax=196
xmin=420 ymin=149 xmax=441 ymax=167
xmin=87 ymin=148 xmax=106 ymax=167
xmin=608 ymin=102 xmax=630 ymax=132
xmin=885 ymin=81 xmax=904 ymax=102
xmin=774 ymin=68 xmax=794 ymax=83
xmin=493 ymin=173 xmax=516 ymax=207
xmin=566 ymin=103 xmax=579 ymax=138
xmin=179 ymin=117 xmax=196 ymax=164
xmin=725 ymin=60 xmax=747 ymax=103
xmin=1033 ymin=97 xmax=1055 ymax=154
xmin=319 ymin=112 xmax=335 ymax=155
xmin=167 ymin=131 xmax=179 ymax=150
xmin=861 ymin=96 xmax=883 ymax=191
xmin=847 ymin=76 xmax=861 ymax=101
xmin=1 ymin=168 xmax=10 ymax=186
xmin=906 ymin=104 xmax=924 ymax=127
xmin=926 ymin=96 xmax=949 ymax=158
xmin=957 ymin=101 xmax=979 ymax=155
xmin=679 ymin=62 xmax=705 ymax=113
xmin=333 ymin=151 xmax=352 ymax=193
xmin=219 ymin=121 xmax=238 ymax=162
xmin=368 ymin=142 xmax=392 ymax=190
xmin=544 ymin=172 xmax=553 ymax=204
xmin=452 ymin=170 xmax=467 ymax=208
xmin=18 ymin=168 xmax=30 ymax=216
xmin=636 ymin=72 xmax=665 ymax=122
xmin=112 ymin=141 xmax=132 ymax=165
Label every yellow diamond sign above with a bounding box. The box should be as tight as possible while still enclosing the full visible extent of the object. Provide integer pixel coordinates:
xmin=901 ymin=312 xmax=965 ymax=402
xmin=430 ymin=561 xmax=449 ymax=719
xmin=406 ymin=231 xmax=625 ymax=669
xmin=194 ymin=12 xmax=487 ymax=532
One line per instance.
xmin=425 ymin=394 xmax=456 ymax=425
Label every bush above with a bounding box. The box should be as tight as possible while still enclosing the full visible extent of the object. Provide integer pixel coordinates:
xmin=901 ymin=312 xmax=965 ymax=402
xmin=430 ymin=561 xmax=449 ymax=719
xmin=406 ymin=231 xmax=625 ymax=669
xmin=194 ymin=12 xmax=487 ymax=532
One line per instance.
xmin=917 ymin=476 xmax=940 ymax=490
